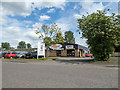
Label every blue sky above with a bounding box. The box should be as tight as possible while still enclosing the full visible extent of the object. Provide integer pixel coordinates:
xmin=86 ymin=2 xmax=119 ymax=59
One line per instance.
xmin=0 ymin=1 xmax=119 ymax=48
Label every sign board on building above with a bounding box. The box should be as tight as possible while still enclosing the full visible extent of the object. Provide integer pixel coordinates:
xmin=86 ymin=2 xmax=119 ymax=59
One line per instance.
xmin=50 ymin=44 xmax=63 ymax=50
xmin=66 ymin=45 xmax=74 ymax=49
xmin=37 ymin=41 xmax=45 ymax=58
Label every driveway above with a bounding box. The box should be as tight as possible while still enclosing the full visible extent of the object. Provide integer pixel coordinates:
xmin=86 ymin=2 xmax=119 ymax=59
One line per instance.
xmin=2 ymin=59 xmax=118 ymax=88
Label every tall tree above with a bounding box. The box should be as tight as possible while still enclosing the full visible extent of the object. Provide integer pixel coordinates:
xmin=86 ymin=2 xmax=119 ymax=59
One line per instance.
xmin=27 ymin=43 xmax=32 ymax=49
xmin=17 ymin=41 xmax=26 ymax=49
xmin=35 ymin=23 xmax=64 ymax=56
xmin=65 ymin=31 xmax=75 ymax=44
xmin=2 ymin=42 xmax=10 ymax=50
xmin=77 ymin=9 xmax=120 ymax=61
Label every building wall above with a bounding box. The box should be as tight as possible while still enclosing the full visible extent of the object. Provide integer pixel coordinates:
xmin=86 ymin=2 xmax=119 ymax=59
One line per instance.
xmin=61 ymin=50 xmax=67 ymax=57
xmin=45 ymin=50 xmax=56 ymax=57
xmin=75 ymin=49 xmax=79 ymax=57
xmin=45 ymin=49 xmax=84 ymax=57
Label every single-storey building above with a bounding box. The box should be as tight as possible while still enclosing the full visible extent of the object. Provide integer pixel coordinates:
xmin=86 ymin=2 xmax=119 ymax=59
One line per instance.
xmin=45 ymin=43 xmax=89 ymax=57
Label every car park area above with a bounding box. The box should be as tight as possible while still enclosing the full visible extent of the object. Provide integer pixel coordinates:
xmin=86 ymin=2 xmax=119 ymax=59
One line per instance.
xmin=0 ymin=51 xmax=44 ymax=59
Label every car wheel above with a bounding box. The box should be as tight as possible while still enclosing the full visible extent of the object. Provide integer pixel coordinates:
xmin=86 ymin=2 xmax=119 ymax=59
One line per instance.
xmin=10 ymin=56 xmax=13 ymax=59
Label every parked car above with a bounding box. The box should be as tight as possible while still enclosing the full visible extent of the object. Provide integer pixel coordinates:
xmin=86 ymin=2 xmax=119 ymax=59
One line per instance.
xmin=14 ymin=52 xmax=27 ymax=59
xmin=4 ymin=52 xmax=18 ymax=59
xmin=25 ymin=51 xmax=37 ymax=59
xmin=0 ymin=52 xmax=7 ymax=58
xmin=85 ymin=53 xmax=92 ymax=57
xmin=2 ymin=52 xmax=7 ymax=58
xmin=0 ymin=52 xmax=1 ymax=58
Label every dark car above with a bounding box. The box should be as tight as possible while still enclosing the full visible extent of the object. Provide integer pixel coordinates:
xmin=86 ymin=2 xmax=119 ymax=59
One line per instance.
xmin=25 ymin=51 xmax=37 ymax=59
xmin=0 ymin=52 xmax=1 ymax=58
xmin=0 ymin=52 xmax=7 ymax=58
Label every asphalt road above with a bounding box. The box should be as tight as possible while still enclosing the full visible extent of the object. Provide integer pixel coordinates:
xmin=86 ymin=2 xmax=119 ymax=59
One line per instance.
xmin=2 ymin=60 xmax=118 ymax=88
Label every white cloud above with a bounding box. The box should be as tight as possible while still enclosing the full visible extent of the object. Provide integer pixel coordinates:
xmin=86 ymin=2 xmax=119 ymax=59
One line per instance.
xmin=32 ymin=22 xmax=43 ymax=30
xmin=1 ymin=16 xmax=40 ymax=48
xmin=56 ymin=19 xmax=72 ymax=33
xmin=74 ymin=14 xmax=82 ymax=19
xmin=47 ymin=8 xmax=55 ymax=13
xmin=39 ymin=15 xmax=50 ymax=21
xmin=79 ymin=2 xmax=105 ymax=16
xmin=1 ymin=2 xmax=33 ymax=17
xmin=1 ymin=1 xmax=66 ymax=17
xmin=2 ymin=25 xmax=40 ymax=48
xmin=73 ymin=5 xmax=77 ymax=9
xmin=32 ymin=1 xmax=66 ymax=11
xmin=56 ymin=23 xmax=70 ymax=33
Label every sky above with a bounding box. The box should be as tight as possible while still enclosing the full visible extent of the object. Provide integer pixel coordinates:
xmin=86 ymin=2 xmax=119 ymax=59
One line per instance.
xmin=0 ymin=0 xmax=119 ymax=48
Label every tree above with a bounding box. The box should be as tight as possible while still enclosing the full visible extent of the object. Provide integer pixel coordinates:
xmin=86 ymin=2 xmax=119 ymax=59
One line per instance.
xmin=10 ymin=47 xmax=15 ymax=50
xmin=43 ymin=37 xmax=52 ymax=47
xmin=65 ymin=31 xmax=75 ymax=44
xmin=53 ymin=32 xmax=64 ymax=44
xmin=2 ymin=42 xmax=10 ymax=50
xmin=77 ymin=9 xmax=120 ymax=61
xmin=35 ymin=23 xmax=64 ymax=56
xmin=17 ymin=41 xmax=26 ymax=49
xmin=27 ymin=43 xmax=32 ymax=49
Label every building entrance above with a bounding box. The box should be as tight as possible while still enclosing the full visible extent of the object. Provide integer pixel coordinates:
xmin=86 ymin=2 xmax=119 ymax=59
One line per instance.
xmin=67 ymin=50 xmax=75 ymax=57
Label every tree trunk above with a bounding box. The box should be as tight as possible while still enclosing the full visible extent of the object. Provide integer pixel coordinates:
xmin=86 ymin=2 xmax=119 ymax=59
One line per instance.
xmin=47 ymin=47 xmax=49 ymax=57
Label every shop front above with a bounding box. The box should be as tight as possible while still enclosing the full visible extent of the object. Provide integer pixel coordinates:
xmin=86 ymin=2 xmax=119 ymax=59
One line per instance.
xmin=45 ymin=43 xmax=88 ymax=57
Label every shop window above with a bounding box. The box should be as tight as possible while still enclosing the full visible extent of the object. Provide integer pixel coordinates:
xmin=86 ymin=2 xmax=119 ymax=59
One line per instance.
xmin=67 ymin=50 xmax=75 ymax=57
xmin=56 ymin=50 xmax=61 ymax=56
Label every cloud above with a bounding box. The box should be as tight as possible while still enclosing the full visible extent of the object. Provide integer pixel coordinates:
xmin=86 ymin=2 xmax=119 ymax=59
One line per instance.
xmin=39 ymin=15 xmax=50 ymax=21
xmin=1 ymin=2 xmax=33 ymax=17
xmin=1 ymin=16 xmax=40 ymax=48
xmin=79 ymin=2 xmax=105 ymax=16
xmin=74 ymin=14 xmax=82 ymax=19
xmin=1 ymin=1 xmax=66 ymax=17
xmin=32 ymin=0 xmax=66 ymax=11
xmin=32 ymin=22 xmax=43 ymax=30
xmin=73 ymin=5 xmax=77 ymax=9
xmin=47 ymin=8 xmax=55 ymax=13
xmin=2 ymin=25 xmax=40 ymax=48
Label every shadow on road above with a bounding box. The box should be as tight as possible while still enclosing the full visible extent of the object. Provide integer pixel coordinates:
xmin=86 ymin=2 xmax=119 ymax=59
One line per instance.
xmin=54 ymin=59 xmax=94 ymax=64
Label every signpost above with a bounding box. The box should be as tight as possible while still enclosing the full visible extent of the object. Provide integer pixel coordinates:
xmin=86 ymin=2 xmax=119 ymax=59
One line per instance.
xmin=37 ymin=41 xmax=45 ymax=59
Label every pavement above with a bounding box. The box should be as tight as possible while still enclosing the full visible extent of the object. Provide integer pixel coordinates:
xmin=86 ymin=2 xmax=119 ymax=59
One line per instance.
xmin=2 ymin=58 xmax=118 ymax=88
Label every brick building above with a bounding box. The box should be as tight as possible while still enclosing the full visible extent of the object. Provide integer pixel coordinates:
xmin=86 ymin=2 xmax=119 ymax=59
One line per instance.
xmin=45 ymin=43 xmax=89 ymax=57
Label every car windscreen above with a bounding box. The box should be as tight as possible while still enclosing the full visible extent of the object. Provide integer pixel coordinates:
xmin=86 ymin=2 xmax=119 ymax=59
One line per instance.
xmin=32 ymin=52 xmax=37 ymax=55
xmin=12 ymin=52 xmax=18 ymax=54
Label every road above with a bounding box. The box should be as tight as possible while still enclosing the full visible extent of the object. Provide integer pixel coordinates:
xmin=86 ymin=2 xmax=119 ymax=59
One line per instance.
xmin=2 ymin=59 xmax=118 ymax=88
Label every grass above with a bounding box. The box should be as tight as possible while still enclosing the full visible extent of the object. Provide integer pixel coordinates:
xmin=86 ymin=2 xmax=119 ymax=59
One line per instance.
xmin=2 ymin=57 xmax=57 ymax=61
